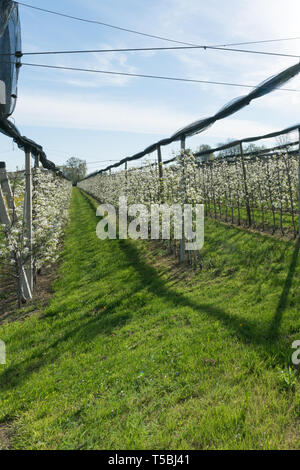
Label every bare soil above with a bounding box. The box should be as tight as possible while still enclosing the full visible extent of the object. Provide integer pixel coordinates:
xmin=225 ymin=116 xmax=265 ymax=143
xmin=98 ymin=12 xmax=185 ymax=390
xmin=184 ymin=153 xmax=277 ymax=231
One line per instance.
xmin=0 ymin=262 xmax=60 ymax=326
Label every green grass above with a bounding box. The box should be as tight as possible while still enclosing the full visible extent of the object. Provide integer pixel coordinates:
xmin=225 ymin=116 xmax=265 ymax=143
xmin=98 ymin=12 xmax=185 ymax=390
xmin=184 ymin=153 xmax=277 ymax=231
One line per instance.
xmin=0 ymin=188 xmax=299 ymax=450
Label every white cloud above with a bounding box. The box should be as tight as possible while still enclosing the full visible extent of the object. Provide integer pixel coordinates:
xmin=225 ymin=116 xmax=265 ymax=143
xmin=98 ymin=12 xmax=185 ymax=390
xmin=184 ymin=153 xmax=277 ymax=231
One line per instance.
xmin=156 ymin=0 xmax=300 ymax=90
xmin=14 ymin=92 xmax=198 ymax=134
xmin=24 ymin=43 xmax=139 ymax=89
xmin=13 ymin=91 xmax=276 ymax=143
xmin=201 ymin=118 xmax=275 ymax=139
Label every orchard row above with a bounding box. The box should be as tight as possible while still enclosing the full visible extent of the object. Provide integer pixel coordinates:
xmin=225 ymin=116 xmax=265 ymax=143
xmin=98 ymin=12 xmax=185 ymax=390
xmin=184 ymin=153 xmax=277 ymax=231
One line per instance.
xmin=79 ymin=150 xmax=299 ymax=237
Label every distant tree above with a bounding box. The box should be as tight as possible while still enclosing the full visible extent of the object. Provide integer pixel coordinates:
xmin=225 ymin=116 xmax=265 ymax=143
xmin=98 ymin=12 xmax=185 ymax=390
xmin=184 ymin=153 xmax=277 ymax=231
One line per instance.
xmin=63 ymin=157 xmax=87 ymax=184
xmin=276 ymin=134 xmax=293 ymax=149
xmin=217 ymin=139 xmax=240 ymax=158
xmin=243 ymin=143 xmax=267 ymax=154
xmin=217 ymin=140 xmax=267 ymax=158
xmin=196 ymin=144 xmax=215 ymax=162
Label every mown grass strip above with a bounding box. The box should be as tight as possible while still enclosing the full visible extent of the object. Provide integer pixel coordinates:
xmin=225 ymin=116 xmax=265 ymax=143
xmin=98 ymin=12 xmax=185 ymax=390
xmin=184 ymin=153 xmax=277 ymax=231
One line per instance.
xmin=0 ymin=188 xmax=299 ymax=450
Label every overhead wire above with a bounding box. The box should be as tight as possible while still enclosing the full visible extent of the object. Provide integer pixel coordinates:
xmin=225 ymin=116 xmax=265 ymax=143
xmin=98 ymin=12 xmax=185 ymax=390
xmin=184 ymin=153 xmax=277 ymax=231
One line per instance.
xmin=2 ymin=44 xmax=300 ymax=59
xmin=16 ymin=2 xmax=300 ymax=49
xmin=8 ymin=61 xmax=300 ymax=93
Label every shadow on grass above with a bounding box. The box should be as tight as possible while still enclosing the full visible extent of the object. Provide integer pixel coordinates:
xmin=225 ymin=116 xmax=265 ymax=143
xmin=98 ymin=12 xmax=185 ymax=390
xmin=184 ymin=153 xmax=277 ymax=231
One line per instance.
xmin=118 ymin=239 xmax=294 ymax=360
xmin=268 ymin=238 xmax=300 ymax=339
xmin=0 ymin=190 xmax=296 ymax=393
xmin=0 ymin=190 xmax=134 ymax=392
xmin=0 ymin=301 xmax=132 ymax=393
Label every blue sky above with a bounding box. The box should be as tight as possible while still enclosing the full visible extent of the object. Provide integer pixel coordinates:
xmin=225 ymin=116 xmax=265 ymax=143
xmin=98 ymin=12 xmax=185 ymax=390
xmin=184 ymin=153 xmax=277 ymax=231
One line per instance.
xmin=2 ymin=0 xmax=300 ymax=172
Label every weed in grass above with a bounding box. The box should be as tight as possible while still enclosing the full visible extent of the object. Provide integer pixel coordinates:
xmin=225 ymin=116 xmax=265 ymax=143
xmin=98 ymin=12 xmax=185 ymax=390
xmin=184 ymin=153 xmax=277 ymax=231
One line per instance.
xmin=279 ymin=367 xmax=297 ymax=392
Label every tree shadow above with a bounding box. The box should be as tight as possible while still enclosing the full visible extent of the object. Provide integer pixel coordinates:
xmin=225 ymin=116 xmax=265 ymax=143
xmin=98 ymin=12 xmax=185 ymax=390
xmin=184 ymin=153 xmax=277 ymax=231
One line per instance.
xmin=0 ymin=191 xmax=136 ymax=391
xmin=268 ymin=238 xmax=300 ymax=339
xmin=0 ymin=301 xmax=131 ymax=392
xmin=1 ymin=190 xmax=297 ymax=394
xmin=118 ymin=238 xmax=295 ymax=360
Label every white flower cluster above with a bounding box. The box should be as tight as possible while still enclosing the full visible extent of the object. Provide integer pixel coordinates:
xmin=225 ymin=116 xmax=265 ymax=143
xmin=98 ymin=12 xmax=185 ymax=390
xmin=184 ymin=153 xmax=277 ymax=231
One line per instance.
xmin=79 ymin=150 xmax=299 ymax=236
xmin=31 ymin=170 xmax=72 ymax=269
xmin=0 ymin=170 xmax=72 ymax=273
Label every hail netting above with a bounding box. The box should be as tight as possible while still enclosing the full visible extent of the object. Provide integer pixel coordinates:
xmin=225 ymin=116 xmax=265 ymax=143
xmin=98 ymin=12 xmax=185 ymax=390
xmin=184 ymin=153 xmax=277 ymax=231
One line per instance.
xmin=0 ymin=0 xmax=21 ymax=118
xmin=0 ymin=1 xmax=66 ymax=177
xmin=83 ymin=61 xmax=300 ymax=179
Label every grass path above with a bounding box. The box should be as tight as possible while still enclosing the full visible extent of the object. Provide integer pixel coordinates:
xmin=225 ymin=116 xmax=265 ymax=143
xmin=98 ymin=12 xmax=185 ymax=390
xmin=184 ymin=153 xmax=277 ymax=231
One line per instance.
xmin=0 ymin=188 xmax=299 ymax=450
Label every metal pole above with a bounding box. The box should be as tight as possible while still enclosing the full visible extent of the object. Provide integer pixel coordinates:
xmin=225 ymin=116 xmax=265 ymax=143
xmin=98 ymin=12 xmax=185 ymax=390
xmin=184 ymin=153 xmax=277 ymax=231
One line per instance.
xmin=180 ymin=137 xmax=186 ymax=262
xmin=25 ymin=150 xmax=33 ymax=292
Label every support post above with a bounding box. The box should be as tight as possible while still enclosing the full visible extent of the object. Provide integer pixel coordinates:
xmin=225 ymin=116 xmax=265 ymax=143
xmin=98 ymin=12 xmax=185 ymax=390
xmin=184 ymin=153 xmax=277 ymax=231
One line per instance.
xmin=298 ymin=128 xmax=300 ymax=237
xmin=0 ymin=162 xmax=14 ymax=213
xmin=157 ymin=145 xmax=163 ymax=201
xmin=25 ymin=150 xmax=33 ymax=292
xmin=180 ymin=137 xmax=186 ymax=263
xmin=125 ymin=162 xmax=128 ymax=195
xmin=240 ymin=143 xmax=251 ymax=227
xmin=0 ymin=185 xmax=10 ymax=226
xmin=34 ymin=154 xmax=40 ymax=168
xmin=0 ymin=162 xmax=32 ymax=300
xmin=157 ymin=145 xmax=163 ymax=179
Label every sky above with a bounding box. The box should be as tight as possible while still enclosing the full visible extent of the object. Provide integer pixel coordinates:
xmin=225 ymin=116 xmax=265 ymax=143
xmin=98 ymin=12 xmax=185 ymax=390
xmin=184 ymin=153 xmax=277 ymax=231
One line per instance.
xmin=1 ymin=0 xmax=300 ymax=173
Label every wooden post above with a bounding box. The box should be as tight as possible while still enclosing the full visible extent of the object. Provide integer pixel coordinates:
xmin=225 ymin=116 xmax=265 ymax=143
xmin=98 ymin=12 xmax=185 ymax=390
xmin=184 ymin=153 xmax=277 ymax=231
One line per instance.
xmin=180 ymin=137 xmax=186 ymax=263
xmin=0 ymin=162 xmax=32 ymax=300
xmin=157 ymin=145 xmax=163 ymax=179
xmin=0 ymin=185 xmax=10 ymax=226
xmin=0 ymin=162 xmax=14 ymax=228
xmin=298 ymin=128 xmax=300 ymax=237
xmin=25 ymin=150 xmax=33 ymax=292
xmin=125 ymin=162 xmax=128 ymax=195
xmin=0 ymin=162 xmax=14 ymax=213
xmin=157 ymin=145 xmax=163 ymax=202
xmin=34 ymin=154 xmax=40 ymax=168
xmin=240 ymin=143 xmax=252 ymax=227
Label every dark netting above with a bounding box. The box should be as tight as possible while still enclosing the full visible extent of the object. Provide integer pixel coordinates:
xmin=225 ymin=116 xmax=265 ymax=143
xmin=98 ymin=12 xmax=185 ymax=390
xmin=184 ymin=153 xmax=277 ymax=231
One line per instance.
xmin=0 ymin=2 xmax=66 ymax=178
xmin=171 ymin=117 xmax=214 ymax=141
xmin=195 ymin=123 xmax=300 ymax=157
xmin=0 ymin=0 xmax=21 ymax=118
xmin=249 ymin=64 xmax=300 ymax=99
xmin=83 ymin=61 xmax=300 ymax=178
xmin=0 ymin=0 xmax=13 ymax=34
xmin=174 ymin=62 xmax=300 ymax=139
xmin=0 ymin=118 xmax=65 ymax=176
